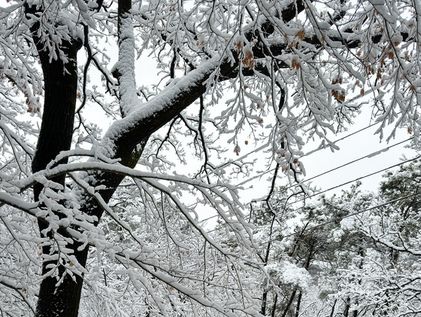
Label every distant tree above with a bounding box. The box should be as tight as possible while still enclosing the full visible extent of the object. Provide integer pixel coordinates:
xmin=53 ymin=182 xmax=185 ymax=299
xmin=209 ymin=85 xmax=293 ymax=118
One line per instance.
xmin=0 ymin=1 xmax=419 ymax=316
xmin=278 ymin=164 xmax=421 ymax=317
xmin=249 ymin=169 xmax=421 ymax=317
xmin=249 ymin=184 xmax=371 ymax=317
xmin=339 ymin=160 xmax=421 ymax=316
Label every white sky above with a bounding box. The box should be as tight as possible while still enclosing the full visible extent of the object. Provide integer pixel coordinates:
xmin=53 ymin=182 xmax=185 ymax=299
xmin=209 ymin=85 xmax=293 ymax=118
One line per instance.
xmin=300 ymin=115 xmax=415 ymax=195
xmin=78 ymin=41 xmax=418 ymax=228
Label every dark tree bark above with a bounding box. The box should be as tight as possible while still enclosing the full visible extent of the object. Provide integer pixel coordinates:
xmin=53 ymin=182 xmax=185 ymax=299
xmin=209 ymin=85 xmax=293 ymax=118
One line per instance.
xmin=294 ymin=291 xmax=302 ymax=317
xmin=32 ymin=39 xmax=85 ymax=316
xmin=25 ymin=4 xmax=84 ymax=316
xmin=32 ymin=38 xmax=84 ymax=317
xmin=344 ymin=297 xmax=351 ymax=317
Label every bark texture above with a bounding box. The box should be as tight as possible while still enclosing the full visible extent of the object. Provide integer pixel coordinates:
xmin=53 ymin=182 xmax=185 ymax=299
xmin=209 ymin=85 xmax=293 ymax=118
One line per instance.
xmin=26 ymin=4 xmax=84 ymax=316
xmin=32 ymin=40 xmax=83 ymax=316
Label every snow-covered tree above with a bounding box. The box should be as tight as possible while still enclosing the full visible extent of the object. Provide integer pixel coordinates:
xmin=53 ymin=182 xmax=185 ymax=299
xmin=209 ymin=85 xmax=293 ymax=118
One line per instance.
xmin=336 ymin=161 xmax=421 ymax=316
xmin=247 ymin=163 xmax=421 ymax=316
xmin=0 ymin=0 xmax=420 ymax=316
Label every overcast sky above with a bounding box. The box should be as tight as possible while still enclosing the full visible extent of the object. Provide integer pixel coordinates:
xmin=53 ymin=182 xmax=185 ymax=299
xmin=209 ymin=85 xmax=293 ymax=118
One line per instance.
xmin=79 ymin=47 xmax=417 ymax=228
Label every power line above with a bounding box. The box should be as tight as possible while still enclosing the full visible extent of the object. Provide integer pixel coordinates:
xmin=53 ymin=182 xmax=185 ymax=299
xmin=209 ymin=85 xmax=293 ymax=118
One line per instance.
xmin=288 ymin=154 xmax=421 ymax=206
xmin=213 ymin=143 xmax=269 ymax=171
xmin=203 ymin=155 xmax=420 ymax=233
xmin=285 ymin=137 xmax=412 ymax=190
xmin=300 ymin=121 xmax=380 ymax=159
xmin=198 ymin=114 xmax=413 ymax=236
xmin=205 ymin=190 xmax=421 ymax=238
xmin=210 ymin=121 xmax=383 ymax=190
xmin=199 ymin=139 xmax=414 ymax=225
xmin=262 ymin=191 xmax=421 ymax=244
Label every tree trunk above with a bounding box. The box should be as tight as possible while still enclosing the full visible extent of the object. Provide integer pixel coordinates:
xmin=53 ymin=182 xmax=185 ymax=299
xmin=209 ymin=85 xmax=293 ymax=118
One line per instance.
xmin=31 ymin=41 xmax=79 ymax=195
xmin=32 ymin=39 xmax=84 ymax=316
xmin=343 ymin=297 xmax=351 ymax=317
xmin=35 ymin=249 xmax=89 ymax=317
xmin=26 ymin=3 xmax=85 ymax=314
xmin=280 ymin=288 xmax=298 ymax=317
xmin=294 ymin=290 xmax=302 ymax=317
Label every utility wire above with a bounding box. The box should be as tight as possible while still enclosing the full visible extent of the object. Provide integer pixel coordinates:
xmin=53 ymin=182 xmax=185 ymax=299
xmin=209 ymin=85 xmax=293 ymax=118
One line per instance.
xmin=199 ymin=139 xmax=414 ymax=225
xmin=284 ymin=137 xmax=412 ymax=191
xmin=288 ymin=154 xmax=421 ymax=206
xmin=300 ymin=121 xmax=380 ymax=159
xmin=262 ymin=191 xmax=421 ymax=244
xmin=214 ymin=121 xmax=382 ymax=189
xmin=205 ymin=191 xmax=421 ymax=237
xmin=203 ymin=155 xmax=421 ymax=233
